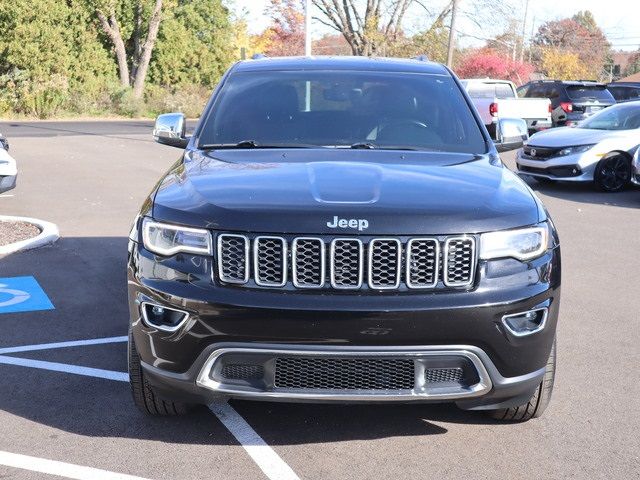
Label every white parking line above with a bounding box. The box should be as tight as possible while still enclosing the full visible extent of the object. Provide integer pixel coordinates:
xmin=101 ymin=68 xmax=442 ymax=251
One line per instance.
xmin=0 ymin=335 xmax=127 ymax=355
xmin=0 ymin=355 xmax=129 ymax=381
xmin=0 ymin=336 xmax=302 ymax=480
xmin=210 ymin=403 xmax=301 ymax=480
xmin=0 ymin=450 xmax=152 ymax=480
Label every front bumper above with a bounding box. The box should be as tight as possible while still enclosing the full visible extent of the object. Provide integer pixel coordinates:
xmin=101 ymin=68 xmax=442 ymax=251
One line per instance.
xmin=516 ymin=149 xmax=599 ymax=181
xmin=128 ymin=240 xmax=561 ymax=409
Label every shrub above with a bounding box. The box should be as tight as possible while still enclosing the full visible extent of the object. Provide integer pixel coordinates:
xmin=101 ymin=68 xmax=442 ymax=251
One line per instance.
xmin=145 ymin=85 xmax=211 ymax=118
xmin=0 ymin=69 xmax=68 ymax=118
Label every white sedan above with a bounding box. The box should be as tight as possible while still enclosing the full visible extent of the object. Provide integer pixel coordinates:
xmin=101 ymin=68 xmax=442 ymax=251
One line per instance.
xmin=0 ymin=135 xmax=17 ymax=194
xmin=516 ymin=101 xmax=640 ymax=192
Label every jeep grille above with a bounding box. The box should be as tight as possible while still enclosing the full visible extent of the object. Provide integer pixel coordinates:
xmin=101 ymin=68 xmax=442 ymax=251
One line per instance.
xmin=214 ymin=234 xmax=476 ymax=291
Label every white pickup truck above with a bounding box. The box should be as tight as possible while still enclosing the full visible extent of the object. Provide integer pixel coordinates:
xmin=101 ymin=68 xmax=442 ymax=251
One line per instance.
xmin=460 ymin=79 xmax=552 ymax=138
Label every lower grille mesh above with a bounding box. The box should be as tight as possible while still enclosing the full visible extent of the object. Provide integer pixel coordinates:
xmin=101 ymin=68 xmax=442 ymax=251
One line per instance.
xmin=221 ymin=364 xmax=265 ymax=380
xmin=424 ymin=367 xmax=464 ymax=384
xmin=274 ymin=357 xmax=415 ymax=390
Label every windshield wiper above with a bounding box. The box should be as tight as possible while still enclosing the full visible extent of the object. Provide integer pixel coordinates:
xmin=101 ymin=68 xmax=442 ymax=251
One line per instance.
xmin=350 ymin=142 xmax=377 ymax=149
xmin=199 ymin=140 xmax=321 ymax=150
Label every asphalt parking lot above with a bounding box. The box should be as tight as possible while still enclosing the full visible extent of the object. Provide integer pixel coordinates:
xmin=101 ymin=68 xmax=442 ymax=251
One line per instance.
xmin=0 ymin=119 xmax=639 ymax=479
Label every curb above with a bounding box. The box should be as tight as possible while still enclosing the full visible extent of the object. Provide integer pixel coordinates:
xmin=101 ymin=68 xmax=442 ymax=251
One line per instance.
xmin=0 ymin=215 xmax=59 ymax=255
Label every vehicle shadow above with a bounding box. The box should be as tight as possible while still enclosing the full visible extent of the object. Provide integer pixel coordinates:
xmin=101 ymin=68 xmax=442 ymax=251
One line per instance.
xmin=522 ymin=176 xmax=640 ymax=209
xmin=0 ymin=236 xmax=515 ymax=447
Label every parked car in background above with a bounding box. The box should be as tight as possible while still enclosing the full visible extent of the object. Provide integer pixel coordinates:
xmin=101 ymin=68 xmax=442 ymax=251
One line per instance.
xmin=632 ymin=146 xmax=640 ymax=186
xmin=607 ymin=82 xmax=640 ymax=103
xmin=518 ymin=80 xmax=616 ymax=127
xmin=461 ymin=78 xmax=552 ymax=138
xmin=516 ymin=101 xmax=640 ymax=192
xmin=0 ymin=134 xmax=16 ymax=194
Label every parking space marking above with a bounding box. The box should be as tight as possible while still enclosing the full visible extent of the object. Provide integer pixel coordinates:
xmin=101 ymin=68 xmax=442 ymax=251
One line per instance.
xmin=0 ymin=355 xmax=128 ymax=381
xmin=0 ymin=450 xmax=152 ymax=480
xmin=0 ymin=335 xmax=127 ymax=355
xmin=0 ymin=336 xmax=301 ymax=480
xmin=0 ymin=276 xmax=54 ymax=314
xmin=210 ymin=403 xmax=301 ymax=480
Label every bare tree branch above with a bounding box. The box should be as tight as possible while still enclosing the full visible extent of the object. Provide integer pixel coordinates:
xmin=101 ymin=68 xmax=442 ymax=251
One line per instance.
xmin=96 ymin=10 xmax=130 ymax=88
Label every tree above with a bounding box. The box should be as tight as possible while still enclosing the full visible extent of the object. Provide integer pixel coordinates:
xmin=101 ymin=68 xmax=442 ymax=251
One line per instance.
xmin=533 ymin=12 xmax=610 ymax=80
xmin=455 ymin=50 xmax=535 ymax=85
xmin=624 ymin=50 xmax=640 ymax=77
xmin=261 ymin=0 xmax=306 ymax=56
xmin=313 ymin=34 xmax=352 ymax=55
xmin=540 ymin=48 xmax=589 ymax=80
xmin=94 ymin=0 xmax=164 ymax=98
xmin=312 ymin=0 xmax=414 ymax=56
xmin=0 ymin=0 xmax=115 ymax=117
xmin=149 ymin=0 xmax=234 ymax=87
xmin=388 ymin=19 xmax=450 ymax=64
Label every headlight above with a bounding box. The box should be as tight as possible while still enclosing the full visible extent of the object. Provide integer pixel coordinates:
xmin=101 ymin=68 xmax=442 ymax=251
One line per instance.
xmin=480 ymin=223 xmax=550 ymax=261
xmin=142 ymin=218 xmax=212 ymax=256
xmin=555 ymin=144 xmax=595 ymax=157
xmin=633 ymin=148 xmax=639 ymax=169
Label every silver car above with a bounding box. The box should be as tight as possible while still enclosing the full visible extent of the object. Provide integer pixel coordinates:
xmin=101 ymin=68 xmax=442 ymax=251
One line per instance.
xmin=632 ymin=147 xmax=640 ymax=186
xmin=516 ymin=101 xmax=640 ymax=192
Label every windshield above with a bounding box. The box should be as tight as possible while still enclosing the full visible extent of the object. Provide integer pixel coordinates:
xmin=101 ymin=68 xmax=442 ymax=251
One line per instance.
xmin=579 ymin=103 xmax=640 ymax=130
xmin=199 ymin=70 xmax=486 ymax=154
xmin=566 ymin=85 xmax=614 ymax=102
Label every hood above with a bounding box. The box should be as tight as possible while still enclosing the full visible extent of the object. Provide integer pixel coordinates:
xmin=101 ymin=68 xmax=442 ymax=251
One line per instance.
xmin=152 ymin=149 xmax=540 ymax=235
xmin=528 ymin=127 xmax=635 ymax=148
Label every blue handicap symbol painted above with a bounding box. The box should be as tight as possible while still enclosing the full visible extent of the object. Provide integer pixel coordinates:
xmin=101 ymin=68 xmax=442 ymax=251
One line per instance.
xmin=0 ymin=276 xmax=54 ymax=314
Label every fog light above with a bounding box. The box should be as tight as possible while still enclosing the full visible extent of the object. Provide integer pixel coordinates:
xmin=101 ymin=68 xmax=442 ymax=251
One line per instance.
xmin=141 ymin=302 xmax=189 ymax=332
xmin=502 ymin=308 xmax=548 ymax=337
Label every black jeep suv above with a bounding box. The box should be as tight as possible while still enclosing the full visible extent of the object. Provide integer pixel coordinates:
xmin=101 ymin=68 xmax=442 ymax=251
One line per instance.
xmin=127 ymin=57 xmax=561 ymax=422
xmin=518 ymin=80 xmax=615 ymax=127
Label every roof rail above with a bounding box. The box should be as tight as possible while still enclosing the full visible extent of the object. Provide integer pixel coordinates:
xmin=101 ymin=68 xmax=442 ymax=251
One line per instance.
xmin=576 ymin=79 xmax=599 ymax=83
xmin=251 ymin=53 xmax=267 ymax=60
xmin=413 ymin=55 xmax=429 ymax=62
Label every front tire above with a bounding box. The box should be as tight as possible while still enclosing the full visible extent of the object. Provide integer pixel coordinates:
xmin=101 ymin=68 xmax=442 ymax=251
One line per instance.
xmin=128 ymin=329 xmax=193 ymax=416
xmin=594 ymin=154 xmax=631 ymax=192
xmin=488 ymin=338 xmax=556 ymax=422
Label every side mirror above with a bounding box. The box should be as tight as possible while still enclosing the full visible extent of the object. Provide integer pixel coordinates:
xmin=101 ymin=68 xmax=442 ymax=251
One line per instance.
xmin=494 ymin=118 xmax=528 ymax=152
xmin=153 ymin=113 xmax=189 ymax=149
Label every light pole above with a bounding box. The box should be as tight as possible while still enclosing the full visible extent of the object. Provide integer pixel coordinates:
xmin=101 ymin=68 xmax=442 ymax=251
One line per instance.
xmin=305 ymin=0 xmax=312 ymax=56
xmin=446 ymin=0 xmax=459 ymax=67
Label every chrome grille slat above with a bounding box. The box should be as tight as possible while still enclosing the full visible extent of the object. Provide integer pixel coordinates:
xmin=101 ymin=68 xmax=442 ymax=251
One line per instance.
xmin=406 ymin=238 xmax=439 ymax=289
xmin=254 ymin=236 xmax=287 ymax=287
xmin=217 ymin=234 xmax=250 ymax=284
xmin=444 ymin=237 xmax=476 ymax=287
xmin=368 ymin=238 xmax=402 ymax=289
xmin=330 ymin=238 xmax=364 ymax=289
xmin=292 ymin=237 xmax=325 ymax=288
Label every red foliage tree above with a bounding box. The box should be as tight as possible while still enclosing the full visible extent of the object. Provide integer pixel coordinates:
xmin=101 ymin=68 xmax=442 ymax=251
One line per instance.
xmin=263 ymin=0 xmax=305 ymax=57
xmin=455 ymin=50 xmax=535 ymax=85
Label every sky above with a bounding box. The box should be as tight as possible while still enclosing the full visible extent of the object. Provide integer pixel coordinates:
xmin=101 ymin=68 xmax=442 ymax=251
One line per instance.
xmin=231 ymin=0 xmax=640 ymax=52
